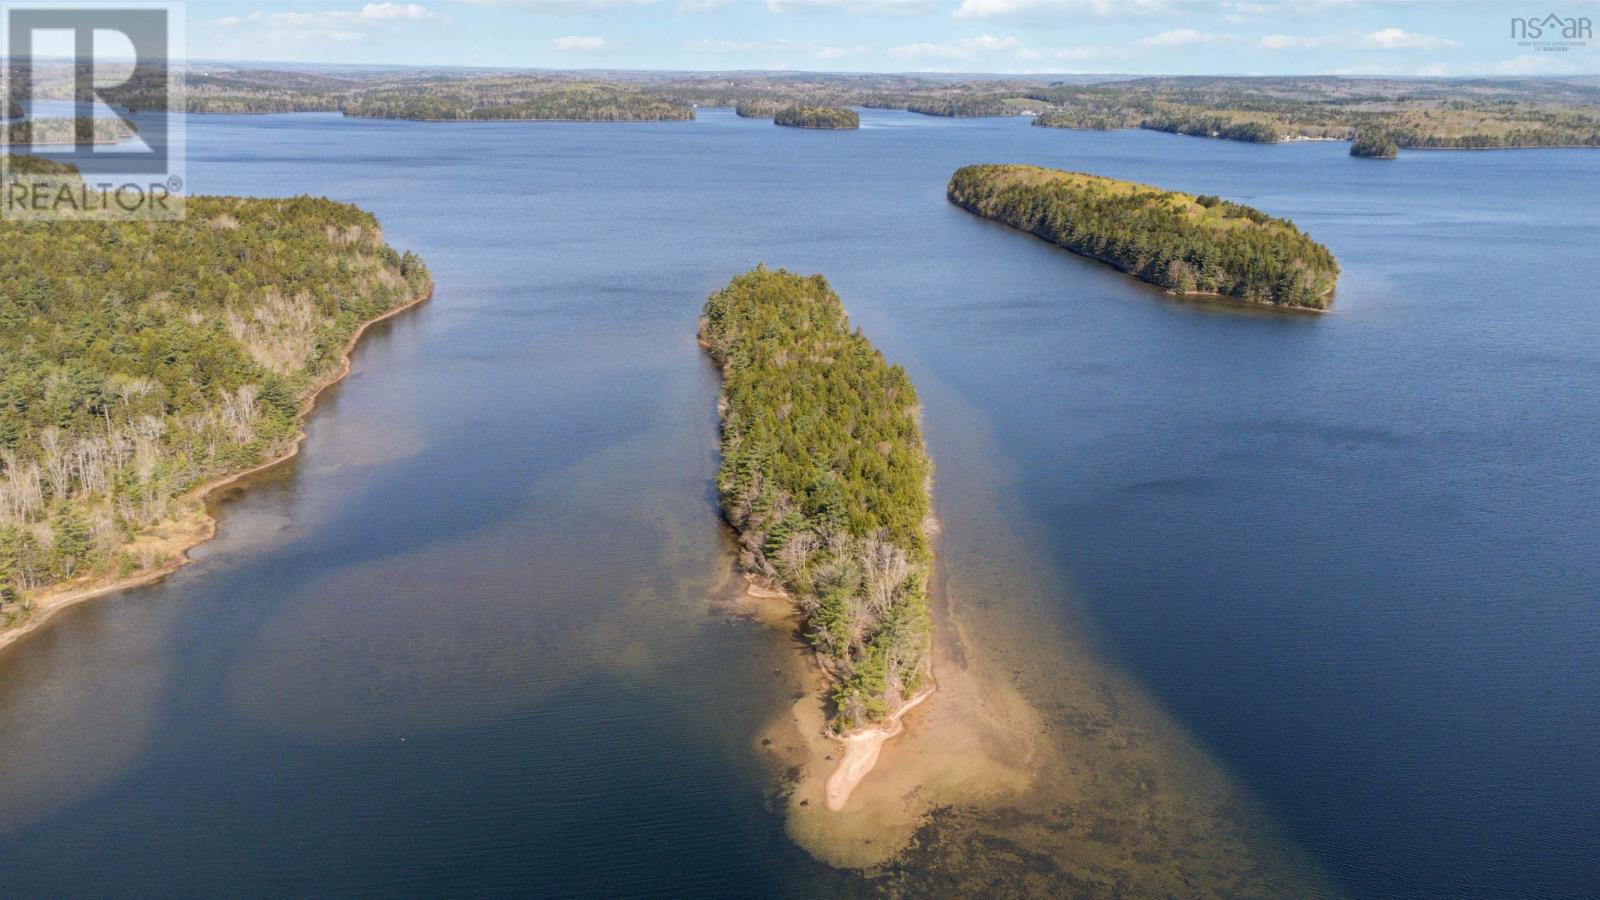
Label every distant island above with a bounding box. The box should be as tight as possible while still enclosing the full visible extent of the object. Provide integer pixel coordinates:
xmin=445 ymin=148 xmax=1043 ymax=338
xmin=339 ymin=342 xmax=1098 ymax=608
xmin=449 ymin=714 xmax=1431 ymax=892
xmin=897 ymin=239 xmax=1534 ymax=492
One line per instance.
xmin=949 ymin=164 xmax=1339 ymax=310
xmin=1351 ymin=131 xmax=1400 ymax=159
xmin=701 ymin=266 xmax=932 ymax=808
xmin=0 ymin=169 xmax=431 ymax=638
xmin=774 ymin=105 xmax=859 ymax=130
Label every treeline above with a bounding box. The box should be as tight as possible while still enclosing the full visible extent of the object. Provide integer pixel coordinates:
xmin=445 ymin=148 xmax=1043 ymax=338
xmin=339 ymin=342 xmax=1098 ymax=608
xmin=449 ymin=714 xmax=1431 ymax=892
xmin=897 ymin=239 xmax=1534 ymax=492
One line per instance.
xmin=342 ymin=83 xmax=694 ymax=121
xmin=948 ymin=164 xmax=1339 ymax=309
xmin=773 ymin=105 xmax=859 ymax=130
xmin=701 ymin=267 xmax=931 ymax=731
xmin=0 ymin=192 xmax=431 ymax=624
xmin=734 ymin=99 xmax=785 ymax=119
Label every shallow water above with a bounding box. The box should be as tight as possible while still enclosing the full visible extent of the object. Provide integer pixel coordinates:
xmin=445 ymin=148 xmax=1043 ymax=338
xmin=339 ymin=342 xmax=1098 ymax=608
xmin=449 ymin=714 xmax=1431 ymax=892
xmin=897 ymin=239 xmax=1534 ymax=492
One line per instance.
xmin=0 ymin=109 xmax=1596 ymax=897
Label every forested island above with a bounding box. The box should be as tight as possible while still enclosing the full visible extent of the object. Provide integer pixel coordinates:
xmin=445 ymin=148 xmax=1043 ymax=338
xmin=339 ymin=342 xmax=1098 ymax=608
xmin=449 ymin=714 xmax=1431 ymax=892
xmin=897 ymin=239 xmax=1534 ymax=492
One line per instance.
xmin=1351 ymin=131 xmax=1400 ymax=159
xmin=949 ymin=164 xmax=1339 ymax=309
xmin=0 ymin=180 xmax=431 ymax=629
xmin=773 ymin=105 xmax=859 ymax=130
xmin=701 ymin=267 xmax=932 ymax=744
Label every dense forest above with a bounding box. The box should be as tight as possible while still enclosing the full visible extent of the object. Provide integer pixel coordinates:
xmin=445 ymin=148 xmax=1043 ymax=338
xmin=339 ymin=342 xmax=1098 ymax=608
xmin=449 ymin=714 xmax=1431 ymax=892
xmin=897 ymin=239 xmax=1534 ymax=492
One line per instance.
xmin=341 ymin=81 xmax=694 ymax=122
xmin=701 ymin=268 xmax=931 ymax=731
xmin=0 ymin=185 xmax=431 ymax=625
xmin=949 ymin=164 xmax=1339 ymax=309
xmin=773 ymin=105 xmax=859 ymax=130
xmin=1351 ymin=131 xmax=1399 ymax=159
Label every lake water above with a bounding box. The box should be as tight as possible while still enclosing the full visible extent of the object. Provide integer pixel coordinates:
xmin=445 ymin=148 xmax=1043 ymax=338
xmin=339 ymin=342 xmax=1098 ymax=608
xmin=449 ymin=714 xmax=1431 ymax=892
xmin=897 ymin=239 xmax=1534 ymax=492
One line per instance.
xmin=0 ymin=108 xmax=1595 ymax=897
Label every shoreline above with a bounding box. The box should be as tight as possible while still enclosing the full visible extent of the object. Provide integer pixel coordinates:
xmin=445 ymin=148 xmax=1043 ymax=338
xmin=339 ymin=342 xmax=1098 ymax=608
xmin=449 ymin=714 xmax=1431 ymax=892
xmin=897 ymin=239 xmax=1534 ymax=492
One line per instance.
xmin=0 ymin=283 xmax=434 ymax=656
xmin=823 ymin=676 xmax=934 ymax=811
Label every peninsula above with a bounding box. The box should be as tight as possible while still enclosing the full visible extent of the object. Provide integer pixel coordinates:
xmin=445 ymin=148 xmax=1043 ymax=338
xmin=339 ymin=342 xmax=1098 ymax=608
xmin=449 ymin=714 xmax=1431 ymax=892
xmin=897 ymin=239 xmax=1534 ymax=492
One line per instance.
xmin=0 ymin=178 xmax=432 ymax=639
xmin=948 ymin=164 xmax=1340 ymax=310
xmin=700 ymin=267 xmax=932 ymax=808
xmin=774 ymin=105 xmax=859 ymax=130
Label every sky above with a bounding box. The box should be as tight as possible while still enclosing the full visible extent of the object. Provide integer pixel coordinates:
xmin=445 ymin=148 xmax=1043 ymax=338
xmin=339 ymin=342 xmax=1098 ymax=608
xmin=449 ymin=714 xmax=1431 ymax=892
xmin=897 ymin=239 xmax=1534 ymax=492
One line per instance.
xmin=175 ymin=0 xmax=1599 ymax=76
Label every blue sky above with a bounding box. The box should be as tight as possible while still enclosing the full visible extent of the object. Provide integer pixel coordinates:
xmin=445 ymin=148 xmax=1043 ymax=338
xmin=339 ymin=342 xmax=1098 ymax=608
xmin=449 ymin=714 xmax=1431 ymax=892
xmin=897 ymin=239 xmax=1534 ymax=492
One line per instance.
xmin=185 ymin=0 xmax=1600 ymax=76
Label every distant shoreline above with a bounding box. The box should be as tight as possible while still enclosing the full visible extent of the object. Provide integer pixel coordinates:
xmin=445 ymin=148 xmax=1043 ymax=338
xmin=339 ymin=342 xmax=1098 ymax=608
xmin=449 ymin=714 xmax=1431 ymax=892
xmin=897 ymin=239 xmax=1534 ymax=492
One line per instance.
xmin=0 ymin=283 xmax=434 ymax=655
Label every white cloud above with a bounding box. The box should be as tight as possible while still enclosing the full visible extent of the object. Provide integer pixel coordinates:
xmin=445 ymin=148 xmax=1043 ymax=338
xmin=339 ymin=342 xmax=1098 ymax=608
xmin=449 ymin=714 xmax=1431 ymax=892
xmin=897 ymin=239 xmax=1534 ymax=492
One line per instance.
xmin=814 ymin=44 xmax=872 ymax=59
xmin=215 ymin=3 xmax=439 ymax=44
xmin=685 ymin=37 xmax=871 ymax=61
xmin=1258 ymin=27 xmax=1456 ymax=50
xmin=1138 ymin=28 xmax=1237 ymax=47
xmin=551 ymin=35 xmax=611 ymax=50
xmin=685 ymin=38 xmax=767 ymax=52
xmin=954 ymin=0 xmax=1192 ymax=19
xmin=886 ymin=33 xmax=1124 ymax=67
xmin=1493 ymin=53 xmax=1591 ymax=75
xmin=767 ymin=0 xmax=935 ymax=13
xmin=359 ymin=2 xmax=436 ymax=20
xmin=1258 ymin=32 xmax=1328 ymax=49
xmin=677 ymin=0 xmax=731 ymax=10
xmin=458 ymin=0 xmax=657 ymax=9
xmin=889 ymin=34 xmax=1021 ymax=60
xmin=1014 ymin=44 xmax=1129 ymax=62
xmin=1231 ymin=0 xmax=1410 ymax=15
xmin=1360 ymin=27 xmax=1454 ymax=50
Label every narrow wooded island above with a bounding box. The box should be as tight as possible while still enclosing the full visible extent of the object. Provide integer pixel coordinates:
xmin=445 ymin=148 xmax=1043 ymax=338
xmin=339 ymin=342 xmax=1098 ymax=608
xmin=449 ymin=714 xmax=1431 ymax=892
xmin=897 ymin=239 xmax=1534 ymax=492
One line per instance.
xmin=774 ymin=105 xmax=860 ymax=130
xmin=0 ymin=167 xmax=432 ymax=635
xmin=700 ymin=267 xmax=931 ymax=808
xmin=948 ymin=164 xmax=1339 ymax=310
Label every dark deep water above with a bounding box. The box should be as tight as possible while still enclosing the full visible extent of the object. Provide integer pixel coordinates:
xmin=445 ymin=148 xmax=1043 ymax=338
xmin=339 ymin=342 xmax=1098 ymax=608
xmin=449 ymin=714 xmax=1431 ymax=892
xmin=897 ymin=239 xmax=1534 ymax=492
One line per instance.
xmin=0 ymin=109 xmax=1596 ymax=897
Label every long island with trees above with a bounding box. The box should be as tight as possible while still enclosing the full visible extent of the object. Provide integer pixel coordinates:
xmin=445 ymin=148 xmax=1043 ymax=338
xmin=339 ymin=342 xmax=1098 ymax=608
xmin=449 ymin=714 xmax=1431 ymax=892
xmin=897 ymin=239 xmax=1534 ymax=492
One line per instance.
xmin=948 ymin=164 xmax=1340 ymax=310
xmin=701 ymin=267 xmax=933 ymax=746
xmin=773 ymin=105 xmax=860 ymax=130
xmin=0 ymin=172 xmax=432 ymax=630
